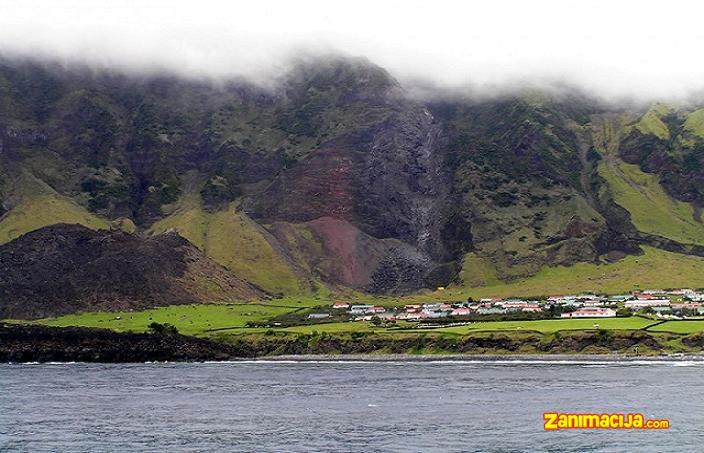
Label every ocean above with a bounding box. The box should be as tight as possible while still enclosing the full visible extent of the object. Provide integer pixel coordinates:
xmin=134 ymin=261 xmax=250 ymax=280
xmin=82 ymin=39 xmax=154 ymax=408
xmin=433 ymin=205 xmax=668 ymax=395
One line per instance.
xmin=1 ymin=360 xmax=702 ymax=452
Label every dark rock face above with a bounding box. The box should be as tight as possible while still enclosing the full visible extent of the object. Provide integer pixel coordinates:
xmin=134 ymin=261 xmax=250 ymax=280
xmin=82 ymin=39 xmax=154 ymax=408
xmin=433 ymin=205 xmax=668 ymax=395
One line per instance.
xmin=0 ymin=323 xmax=672 ymax=363
xmin=0 ymin=224 xmax=266 ymax=319
xmin=0 ymin=323 xmax=244 ymax=362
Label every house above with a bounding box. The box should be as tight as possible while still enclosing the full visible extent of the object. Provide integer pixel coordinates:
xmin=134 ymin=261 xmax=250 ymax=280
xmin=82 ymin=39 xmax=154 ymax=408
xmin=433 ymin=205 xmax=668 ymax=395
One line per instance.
xmin=450 ymin=307 xmax=471 ymax=316
xmin=582 ymin=299 xmax=606 ymax=307
xmin=608 ymin=294 xmax=632 ymax=303
xmin=548 ymin=296 xmax=581 ymax=306
xmin=405 ymin=304 xmax=421 ymax=313
xmin=502 ymin=300 xmax=529 ymax=309
xmin=349 ymin=304 xmax=375 ymax=314
xmin=368 ymin=306 xmax=386 ymax=314
xmin=422 ymin=308 xmax=449 ymax=318
xmin=667 ymin=289 xmax=695 ymax=296
xmin=671 ymin=303 xmax=702 ymax=310
xmin=308 ymin=313 xmax=330 ymax=319
xmin=561 ymin=308 xmax=616 ymax=318
xmin=332 ymin=302 xmax=350 ymax=309
xmin=624 ymin=299 xmax=671 ymax=310
xmin=477 ymin=307 xmax=507 ymax=315
xmin=396 ymin=312 xmax=422 ymax=321
xmin=520 ymin=304 xmax=542 ymax=312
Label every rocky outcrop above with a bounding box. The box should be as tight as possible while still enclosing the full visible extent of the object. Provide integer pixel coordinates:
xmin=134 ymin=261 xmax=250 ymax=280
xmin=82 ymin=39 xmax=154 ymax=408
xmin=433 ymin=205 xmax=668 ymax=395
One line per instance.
xmin=0 ymin=323 xmax=244 ymax=362
xmin=0 ymin=224 xmax=267 ymax=319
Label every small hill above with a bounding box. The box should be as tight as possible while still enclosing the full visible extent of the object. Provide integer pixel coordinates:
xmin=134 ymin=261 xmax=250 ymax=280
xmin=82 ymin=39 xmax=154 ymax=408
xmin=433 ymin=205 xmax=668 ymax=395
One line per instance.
xmin=0 ymin=224 xmax=267 ymax=319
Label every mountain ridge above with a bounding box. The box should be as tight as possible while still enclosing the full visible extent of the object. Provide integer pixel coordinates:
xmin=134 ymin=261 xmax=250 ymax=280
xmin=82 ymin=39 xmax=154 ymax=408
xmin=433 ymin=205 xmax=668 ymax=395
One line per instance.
xmin=2 ymin=55 xmax=704 ymax=300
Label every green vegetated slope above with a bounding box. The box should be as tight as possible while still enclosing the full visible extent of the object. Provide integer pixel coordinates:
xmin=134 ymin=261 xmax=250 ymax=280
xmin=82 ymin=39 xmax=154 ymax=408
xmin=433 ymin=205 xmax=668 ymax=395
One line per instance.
xmin=0 ymin=171 xmax=110 ymax=244
xmin=148 ymin=195 xmax=308 ymax=295
xmin=589 ymin=107 xmax=704 ymax=246
xmin=598 ymin=158 xmax=704 ymax=244
xmin=447 ymin=246 xmax=704 ymax=299
xmin=634 ymin=103 xmax=672 ymax=140
xmin=683 ymin=109 xmax=704 ymax=137
xmin=0 ymin=194 xmax=109 ymax=244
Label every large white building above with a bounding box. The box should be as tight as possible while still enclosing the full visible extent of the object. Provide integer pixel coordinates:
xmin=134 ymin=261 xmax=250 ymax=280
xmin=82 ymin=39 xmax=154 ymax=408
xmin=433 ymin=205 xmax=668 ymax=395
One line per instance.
xmin=624 ymin=299 xmax=670 ymax=310
xmin=561 ymin=308 xmax=616 ymax=318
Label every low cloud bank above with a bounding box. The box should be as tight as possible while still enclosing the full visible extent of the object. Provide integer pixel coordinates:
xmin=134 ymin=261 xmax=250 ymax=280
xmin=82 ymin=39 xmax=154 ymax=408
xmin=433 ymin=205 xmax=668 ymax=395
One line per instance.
xmin=1 ymin=0 xmax=704 ymax=101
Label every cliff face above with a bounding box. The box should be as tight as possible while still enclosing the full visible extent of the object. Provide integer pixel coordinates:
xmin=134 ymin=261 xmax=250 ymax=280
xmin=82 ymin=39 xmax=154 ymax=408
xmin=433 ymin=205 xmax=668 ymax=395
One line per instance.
xmin=1 ymin=56 xmax=704 ymax=296
xmin=0 ymin=323 xmax=677 ymax=363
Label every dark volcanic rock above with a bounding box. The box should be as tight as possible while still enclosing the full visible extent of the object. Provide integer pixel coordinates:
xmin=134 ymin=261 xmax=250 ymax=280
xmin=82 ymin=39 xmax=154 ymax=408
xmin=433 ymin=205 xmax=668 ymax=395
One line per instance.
xmin=0 ymin=224 xmax=267 ymax=319
xmin=0 ymin=323 xmax=245 ymax=362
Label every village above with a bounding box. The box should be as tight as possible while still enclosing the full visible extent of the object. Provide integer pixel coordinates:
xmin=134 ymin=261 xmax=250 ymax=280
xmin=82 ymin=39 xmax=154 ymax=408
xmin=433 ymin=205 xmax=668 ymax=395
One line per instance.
xmin=309 ymin=289 xmax=704 ymax=324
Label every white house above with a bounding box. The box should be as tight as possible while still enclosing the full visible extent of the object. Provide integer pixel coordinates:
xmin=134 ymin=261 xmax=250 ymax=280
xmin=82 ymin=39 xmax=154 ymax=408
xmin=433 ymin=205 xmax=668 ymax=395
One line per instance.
xmin=561 ymin=308 xmax=616 ymax=318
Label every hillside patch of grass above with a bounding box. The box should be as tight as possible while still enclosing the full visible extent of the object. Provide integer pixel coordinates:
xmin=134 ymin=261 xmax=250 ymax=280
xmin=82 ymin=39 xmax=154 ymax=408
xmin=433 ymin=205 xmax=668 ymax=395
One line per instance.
xmin=635 ymin=104 xmax=672 ymax=140
xmin=414 ymin=246 xmax=704 ymax=301
xmin=683 ymin=109 xmax=704 ymax=137
xmin=0 ymin=194 xmax=109 ymax=244
xmin=598 ymin=158 xmax=704 ymax=245
xmin=149 ymin=196 xmax=306 ymax=295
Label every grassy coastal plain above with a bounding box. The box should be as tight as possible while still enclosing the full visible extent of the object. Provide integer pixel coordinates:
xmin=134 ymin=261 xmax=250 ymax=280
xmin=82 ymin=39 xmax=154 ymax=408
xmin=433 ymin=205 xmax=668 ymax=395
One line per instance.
xmin=7 ymin=298 xmax=704 ymax=356
xmin=19 ymin=305 xmax=704 ymax=336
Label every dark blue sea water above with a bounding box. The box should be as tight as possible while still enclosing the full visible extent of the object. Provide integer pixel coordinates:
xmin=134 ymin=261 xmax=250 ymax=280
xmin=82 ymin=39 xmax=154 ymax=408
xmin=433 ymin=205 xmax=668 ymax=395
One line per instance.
xmin=1 ymin=360 xmax=702 ymax=452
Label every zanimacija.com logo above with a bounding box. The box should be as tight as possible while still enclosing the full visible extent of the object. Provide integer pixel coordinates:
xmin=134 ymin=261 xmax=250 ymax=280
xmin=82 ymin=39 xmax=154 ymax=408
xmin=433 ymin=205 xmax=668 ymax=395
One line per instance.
xmin=544 ymin=412 xmax=669 ymax=430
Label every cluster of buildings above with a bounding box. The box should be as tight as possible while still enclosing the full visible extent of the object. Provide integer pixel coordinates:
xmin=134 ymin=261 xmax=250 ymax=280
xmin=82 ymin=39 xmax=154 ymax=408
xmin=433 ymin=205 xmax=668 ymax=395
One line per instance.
xmin=333 ymin=299 xmax=549 ymax=322
xmin=618 ymin=289 xmax=704 ymax=318
xmin=324 ymin=288 xmax=704 ymax=322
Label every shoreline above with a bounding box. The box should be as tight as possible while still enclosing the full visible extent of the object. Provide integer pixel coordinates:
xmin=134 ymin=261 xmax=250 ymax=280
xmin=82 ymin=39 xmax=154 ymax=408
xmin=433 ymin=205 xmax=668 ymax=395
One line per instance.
xmin=6 ymin=353 xmax=704 ymax=365
xmin=253 ymin=353 xmax=704 ymax=363
xmin=2 ymin=323 xmax=703 ymax=363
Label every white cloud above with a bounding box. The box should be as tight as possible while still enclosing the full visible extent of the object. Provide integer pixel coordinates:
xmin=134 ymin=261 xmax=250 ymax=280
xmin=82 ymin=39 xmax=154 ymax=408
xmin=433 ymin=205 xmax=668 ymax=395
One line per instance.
xmin=1 ymin=0 xmax=703 ymax=99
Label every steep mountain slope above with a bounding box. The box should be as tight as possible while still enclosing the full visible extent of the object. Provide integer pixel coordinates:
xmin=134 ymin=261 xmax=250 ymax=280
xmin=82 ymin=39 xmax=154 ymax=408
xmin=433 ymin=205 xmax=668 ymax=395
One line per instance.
xmin=1 ymin=55 xmax=704 ymax=295
xmin=0 ymin=224 xmax=267 ymax=319
xmin=429 ymin=94 xmax=641 ymax=282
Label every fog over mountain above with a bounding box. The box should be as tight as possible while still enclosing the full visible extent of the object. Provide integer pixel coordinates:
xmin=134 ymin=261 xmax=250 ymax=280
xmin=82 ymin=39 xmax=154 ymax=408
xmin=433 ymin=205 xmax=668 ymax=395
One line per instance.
xmin=1 ymin=0 xmax=704 ymax=100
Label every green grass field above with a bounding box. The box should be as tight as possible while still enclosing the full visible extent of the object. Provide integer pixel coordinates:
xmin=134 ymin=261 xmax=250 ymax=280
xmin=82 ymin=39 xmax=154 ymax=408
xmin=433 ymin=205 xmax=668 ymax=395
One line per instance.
xmin=22 ymin=303 xmax=296 ymax=336
xmin=425 ymin=317 xmax=656 ymax=334
xmin=646 ymin=320 xmax=704 ymax=334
